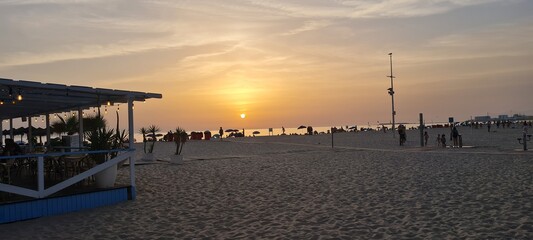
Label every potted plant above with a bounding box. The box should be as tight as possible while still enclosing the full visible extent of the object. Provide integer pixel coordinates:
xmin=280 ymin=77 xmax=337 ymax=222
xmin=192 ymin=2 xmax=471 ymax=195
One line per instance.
xmin=86 ymin=126 xmax=117 ymax=188
xmin=170 ymin=127 xmax=188 ymax=164
xmin=139 ymin=125 xmax=160 ymax=161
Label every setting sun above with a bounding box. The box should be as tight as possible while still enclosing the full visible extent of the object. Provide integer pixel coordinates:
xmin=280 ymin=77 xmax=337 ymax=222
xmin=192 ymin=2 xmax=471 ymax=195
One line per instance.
xmin=240 ymin=113 xmax=246 ymax=119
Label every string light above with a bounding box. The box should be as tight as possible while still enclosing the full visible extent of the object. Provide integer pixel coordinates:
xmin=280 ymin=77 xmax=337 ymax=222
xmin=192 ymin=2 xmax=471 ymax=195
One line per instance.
xmin=0 ymin=100 xmax=4 ymax=105
xmin=17 ymin=89 xmax=22 ymax=101
xmin=107 ymin=100 xmax=111 ymax=106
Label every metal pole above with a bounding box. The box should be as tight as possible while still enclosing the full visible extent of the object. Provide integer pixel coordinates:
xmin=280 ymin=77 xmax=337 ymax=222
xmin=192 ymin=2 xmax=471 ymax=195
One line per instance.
xmin=128 ymin=96 xmax=136 ymax=200
xmin=331 ymin=130 xmax=334 ymax=149
xmin=9 ymin=118 xmax=13 ymax=139
xmin=46 ymin=114 xmax=51 ymax=148
xmin=38 ymin=156 xmax=44 ymax=198
xmin=78 ymin=108 xmax=84 ymax=147
xmin=388 ymin=53 xmax=396 ymax=138
xmin=524 ymin=132 xmax=527 ymax=151
xmin=0 ymin=120 xmax=3 ymax=146
xmin=28 ymin=116 xmax=33 ymax=152
xmin=419 ymin=113 xmax=424 ymax=147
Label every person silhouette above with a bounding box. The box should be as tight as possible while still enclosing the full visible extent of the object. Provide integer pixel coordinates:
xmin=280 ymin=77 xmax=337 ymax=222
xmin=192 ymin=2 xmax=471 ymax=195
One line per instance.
xmin=452 ymin=126 xmax=459 ymax=147
xmin=219 ymin=127 xmax=224 ymax=140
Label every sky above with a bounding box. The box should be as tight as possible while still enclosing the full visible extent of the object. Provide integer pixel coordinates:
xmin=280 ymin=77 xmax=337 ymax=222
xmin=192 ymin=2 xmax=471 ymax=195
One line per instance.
xmin=0 ymin=0 xmax=532 ymax=132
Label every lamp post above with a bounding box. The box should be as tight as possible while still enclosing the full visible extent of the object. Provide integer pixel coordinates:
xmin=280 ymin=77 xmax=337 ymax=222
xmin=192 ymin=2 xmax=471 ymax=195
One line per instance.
xmin=387 ymin=53 xmax=396 ymax=138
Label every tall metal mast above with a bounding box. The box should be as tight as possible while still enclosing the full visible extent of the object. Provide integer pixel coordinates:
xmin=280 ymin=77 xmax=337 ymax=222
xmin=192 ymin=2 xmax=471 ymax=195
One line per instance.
xmin=387 ymin=53 xmax=396 ymax=138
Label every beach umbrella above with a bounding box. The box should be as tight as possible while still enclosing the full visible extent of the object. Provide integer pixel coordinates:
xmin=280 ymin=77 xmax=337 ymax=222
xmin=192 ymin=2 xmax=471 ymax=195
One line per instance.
xmin=252 ymin=131 xmax=260 ymax=137
xmin=297 ymin=125 xmax=306 ymax=129
xmin=225 ymin=129 xmax=238 ymax=133
xmin=34 ymin=127 xmax=47 ymax=144
xmin=146 ymin=133 xmax=163 ymax=137
xmin=33 ymin=127 xmax=47 ymax=136
xmin=146 ymin=133 xmax=163 ymax=141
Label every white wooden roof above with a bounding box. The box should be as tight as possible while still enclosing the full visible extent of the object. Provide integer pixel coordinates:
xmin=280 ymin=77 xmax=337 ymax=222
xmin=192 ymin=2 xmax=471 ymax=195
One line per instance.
xmin=0 ymin=78 xmax=162 ymax=119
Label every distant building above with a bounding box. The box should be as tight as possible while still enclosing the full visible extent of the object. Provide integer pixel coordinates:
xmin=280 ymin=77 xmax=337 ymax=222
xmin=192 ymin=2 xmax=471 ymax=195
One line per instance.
xmin=474 ymin=116 xmax=491 ymax=122
xmin=498 ymin=115 xmax=509 ymax=120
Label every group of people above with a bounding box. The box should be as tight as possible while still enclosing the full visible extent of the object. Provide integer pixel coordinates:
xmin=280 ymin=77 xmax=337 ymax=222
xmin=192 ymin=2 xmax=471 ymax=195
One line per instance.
xmin=435 ymin=126 xmax=460 ymax=148
xmin=401 ymin=125 xmax=461 ymax=148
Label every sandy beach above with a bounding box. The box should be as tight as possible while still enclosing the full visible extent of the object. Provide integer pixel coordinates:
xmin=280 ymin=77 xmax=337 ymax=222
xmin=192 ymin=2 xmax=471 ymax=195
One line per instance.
xmin=0 ymin=126 xmax=532 ymax=239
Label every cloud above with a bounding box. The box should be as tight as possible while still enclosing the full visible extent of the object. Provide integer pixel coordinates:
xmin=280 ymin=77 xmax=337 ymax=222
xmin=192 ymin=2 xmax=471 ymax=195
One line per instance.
xmin=281 ymin=20 xmax=332 ymax=36
xmin=0 ymin=0 xmax=101 ymax=6
xmin=410 ymin=19 xmax=533 ymax=64
xmin=247 ymin=0 xmax=510 ymax=19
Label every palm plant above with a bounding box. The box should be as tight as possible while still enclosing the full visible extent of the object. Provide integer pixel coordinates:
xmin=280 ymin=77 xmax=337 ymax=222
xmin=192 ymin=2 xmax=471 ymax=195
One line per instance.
xmin=174 ymin=127 xmax=188 ymax=155
xmin=51 ymin=114 xmax=78 ymax=136
xmin=83 ymin=114 xmax=106 ymax=133
xmin=58 ymin=115 xmax=79 ymax=135
xmin=86 ymin=127 xmax=115 ymax=164
xmin=139 ymin=127 xmax=148 ymax=153
xmin=50 ymin=121 xmax=66 ymax=137
xmin=52 ymin=114 xmax=106 ymax=136
xmin=147 ymin=125 xmax=160 ymax=153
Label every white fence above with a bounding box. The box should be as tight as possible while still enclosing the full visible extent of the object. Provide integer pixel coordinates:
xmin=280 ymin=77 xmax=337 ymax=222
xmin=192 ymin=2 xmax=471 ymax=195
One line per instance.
xmin=0 ymin=149 xmax=134 ymax=199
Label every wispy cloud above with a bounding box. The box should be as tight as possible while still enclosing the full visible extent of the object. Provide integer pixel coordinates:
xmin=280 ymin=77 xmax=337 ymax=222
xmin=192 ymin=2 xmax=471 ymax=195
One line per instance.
xmin=245 ymin=0 xmax=513 ymax=19
xmin=0 ymin=0 xmax=102 ymax=6
xmin=0 ymin=0 xmax=515 ymax=68
xmin=281 ymin=20 xmax=332 ymax=36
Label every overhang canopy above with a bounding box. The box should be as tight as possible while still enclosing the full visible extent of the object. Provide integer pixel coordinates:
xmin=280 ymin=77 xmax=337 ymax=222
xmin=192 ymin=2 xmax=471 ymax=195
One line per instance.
xmin=0 ymin=78 xmax=162 ymax=119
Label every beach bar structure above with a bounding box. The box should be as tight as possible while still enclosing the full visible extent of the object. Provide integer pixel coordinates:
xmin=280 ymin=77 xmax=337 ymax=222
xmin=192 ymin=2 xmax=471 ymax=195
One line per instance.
xmin=0 ymin=78 xmax=161 ymax=223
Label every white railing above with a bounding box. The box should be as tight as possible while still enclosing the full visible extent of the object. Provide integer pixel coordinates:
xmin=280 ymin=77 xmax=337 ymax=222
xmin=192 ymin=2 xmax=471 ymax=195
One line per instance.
xmin=0 ymin=149 xmax=134 ymax=199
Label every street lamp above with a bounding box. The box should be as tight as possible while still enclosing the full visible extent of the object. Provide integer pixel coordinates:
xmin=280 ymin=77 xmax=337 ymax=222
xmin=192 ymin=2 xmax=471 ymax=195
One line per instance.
xmin=387 ymin=53 xmax=396 ymax=138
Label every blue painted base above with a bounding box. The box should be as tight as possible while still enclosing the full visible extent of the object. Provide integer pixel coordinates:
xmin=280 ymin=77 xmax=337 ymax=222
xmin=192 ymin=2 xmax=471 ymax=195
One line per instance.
xmin=1 ymin=186 xmax=135 ymax=224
